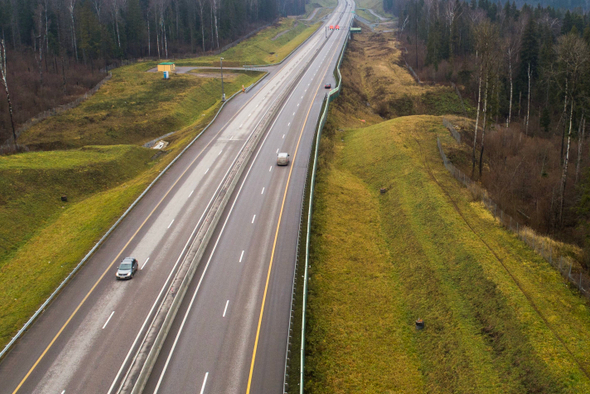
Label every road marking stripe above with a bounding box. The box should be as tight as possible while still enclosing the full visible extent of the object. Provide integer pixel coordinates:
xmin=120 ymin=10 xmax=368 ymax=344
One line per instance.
xmin=102 ymin=311 xmax=115 ymax=329
xmin=282 ymin=134 xmax=285 ymax=139
xmin=188 ymin=190 xmax=194 ymax=198
xmin=246 ymin=32 xmax=339 ymax=394
xmin=252 ymin=215 xmax=256 ymax=224
xmin=205 ymin=167 xmax=209 ymax=174
xmin=223 ymin=300 xmax=229 ymax=317
xmin=141 ymin=257 xmax=150 ymax=270
xmin=199 ymin=372 xmax=209 ymax=394
xmin=261 ymin=187 xmax=265 ymax=195
xmin=269 ymin=166 xmax=272 ymax=172
xmin=288 ymin=122 xmax=290 ymax=126
xmin=168 ymin=219 xmax=175 ymax=229
xmin=218 ymin=150 xmax=222 ymax=156
xmin=240 ymin=250 xmax=245 ymax=262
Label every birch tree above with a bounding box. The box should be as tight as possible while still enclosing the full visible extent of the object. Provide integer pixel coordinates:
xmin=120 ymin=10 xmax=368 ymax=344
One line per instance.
xmin=556 ymin=33 xmax=588 ymax=224
xmin=0 ymin=40 xmax=17 ymax=149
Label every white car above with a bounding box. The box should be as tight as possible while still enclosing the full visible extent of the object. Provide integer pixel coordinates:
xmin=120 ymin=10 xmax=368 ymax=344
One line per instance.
xmin=277 ymin=152 xmax=290 ymax=166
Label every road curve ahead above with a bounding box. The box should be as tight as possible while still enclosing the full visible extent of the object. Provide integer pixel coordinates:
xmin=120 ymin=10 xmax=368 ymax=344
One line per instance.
xmin=0 ymin=1 xmax=354 ymax=393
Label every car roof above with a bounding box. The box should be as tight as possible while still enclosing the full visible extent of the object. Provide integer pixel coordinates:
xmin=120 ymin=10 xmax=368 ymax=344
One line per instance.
xmin=278 ymin=152 xmax=289 ymax=157
xmin=122 ymin=257 xmax=136 ymax=263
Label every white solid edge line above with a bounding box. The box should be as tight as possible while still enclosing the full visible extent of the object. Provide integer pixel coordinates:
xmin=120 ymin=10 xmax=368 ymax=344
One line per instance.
xmin=141 ymin=257 xmax=150 ymax=270
xmin=223 ymin=300 xmax=230 ymax=317
xmin=167 ymin=219 xmax=175 ymax=229
xmin=199 ymin=372 xmax=209 ymax=394
xmin=152 ymin=73 xmax=302 ymax=393
xmin=239 ymin=250 xmax=245 ymax=263
xmin=102 ymin=311 xmax=115 ymax=330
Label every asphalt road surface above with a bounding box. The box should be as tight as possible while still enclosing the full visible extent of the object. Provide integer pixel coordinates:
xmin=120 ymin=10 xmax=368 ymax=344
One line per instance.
xmin=0 ymin=1 xmax=354 ymax=393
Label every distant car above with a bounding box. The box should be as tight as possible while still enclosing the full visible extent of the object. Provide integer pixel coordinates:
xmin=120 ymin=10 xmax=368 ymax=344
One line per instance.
xmin=277 ymin=152 xmax=290 ymax=166
xmin=116 ymin=257 xmax=138 ymax=280
xmin=335 ymin=25 xmax=340 ymax=30
xmin=325 ymin=83 xmax=332 ymax=89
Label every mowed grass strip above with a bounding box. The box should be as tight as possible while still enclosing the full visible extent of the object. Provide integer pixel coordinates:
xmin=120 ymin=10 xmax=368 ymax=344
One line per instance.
xmin=306 ymin=114 xmax=590 ymax=393
xmin=0 ymin=145 xmax=158 ymax=347
xmin=19 ymin=64 xmax=262 ymax=150
xmin=177 ymin=18 xmax=319 ymax=67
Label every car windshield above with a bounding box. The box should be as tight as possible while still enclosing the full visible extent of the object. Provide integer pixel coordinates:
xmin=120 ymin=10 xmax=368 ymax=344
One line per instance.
xmin=120 ymin=263 xmax=132 ymax=270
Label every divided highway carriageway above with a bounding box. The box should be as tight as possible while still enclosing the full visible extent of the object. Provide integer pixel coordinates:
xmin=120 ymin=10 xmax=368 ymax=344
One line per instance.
xmin=0 ymin=1 xmax=354 ymax=393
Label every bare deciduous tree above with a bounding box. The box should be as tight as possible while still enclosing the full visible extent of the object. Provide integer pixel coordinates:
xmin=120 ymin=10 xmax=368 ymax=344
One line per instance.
xmin=0 ymin=40 xmax=17 ymax=149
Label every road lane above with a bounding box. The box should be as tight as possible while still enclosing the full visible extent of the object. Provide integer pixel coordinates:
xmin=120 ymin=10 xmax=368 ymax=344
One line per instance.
xmin=144 ymin=1 xmax=354 ymax=393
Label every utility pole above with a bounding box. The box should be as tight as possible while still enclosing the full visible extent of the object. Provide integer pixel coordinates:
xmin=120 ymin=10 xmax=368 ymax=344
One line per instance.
xmin=220 ymin=57 xmax=225 ymax=101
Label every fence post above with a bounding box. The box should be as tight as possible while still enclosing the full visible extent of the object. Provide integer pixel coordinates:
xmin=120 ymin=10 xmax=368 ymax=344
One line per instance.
xmin=568 ymin=259 xmax=572 ymax=278
xmin=510 ymin=216 xmax=512 ymax=231
xmin=517 ymin=222 xmax=519 ymax=236
xmin=580 ymin=272 xmax=583 ymax=290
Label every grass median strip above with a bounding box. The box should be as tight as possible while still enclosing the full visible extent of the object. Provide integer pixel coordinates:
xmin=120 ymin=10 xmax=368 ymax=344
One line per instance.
xmin=306 ymin=115 xmax=590 ymax=393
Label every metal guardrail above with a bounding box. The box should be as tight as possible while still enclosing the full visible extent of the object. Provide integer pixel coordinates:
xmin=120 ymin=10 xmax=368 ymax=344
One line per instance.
xmin=0 ymin=75 xmax=261 ymax=362
xmin=120 ymin=21 xmax=334 ymax=393
xmin=296 ymin=8 xmax=353 ymax=394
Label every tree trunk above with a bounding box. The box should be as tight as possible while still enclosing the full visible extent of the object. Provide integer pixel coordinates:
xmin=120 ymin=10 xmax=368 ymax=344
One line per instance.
xmin=560 ymin=98 xmax=574 ymax=225
xmin=507 ymin=49 xmax=513 ymax=128
xmin=479 ymin=72 xmax=489 ymax=177
xmin=525 ymin=62 xmax=531 ymax=135
xmin=164 ymin=21 xmax=168 ymax=58
xmin=0 ymin=40 xmax=17 ymax=149
xmin=576 ymin=114 xmax=585 ymax=185
xmin=147 ymin=17 xmax=151 ymax=57
xmin=560 ymin=78 xmax=568 ymax=166
xmin=70 ymin=2 xmax=78 ymax=62
xmin=472 ymin=62 xmax=483 ymax=177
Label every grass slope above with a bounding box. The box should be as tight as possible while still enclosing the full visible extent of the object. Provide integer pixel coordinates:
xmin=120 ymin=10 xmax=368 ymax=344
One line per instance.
xmin=306 ymin=115 xmax=590 ymax=393
xmin=0 ymin=145 xmax=157 ymax=345
xmin=19 ymin=64 xmax=262 ymax=150
xmin=177 ymin=18 xmax=319 ymax=67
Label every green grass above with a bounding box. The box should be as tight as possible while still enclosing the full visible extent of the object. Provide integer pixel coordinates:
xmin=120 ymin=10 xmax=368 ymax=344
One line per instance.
xmin=306 ymin=114 xmax=590 ymax=393
xmin=0 ymin=145 xmax=158 ymax=345
xmin=0 ymin=13 xmax=322 ymax=350
xmin=177 ymin=18 xmax=320 ymax=67
xmin=19 ymin=64 xmax=263 ymax=150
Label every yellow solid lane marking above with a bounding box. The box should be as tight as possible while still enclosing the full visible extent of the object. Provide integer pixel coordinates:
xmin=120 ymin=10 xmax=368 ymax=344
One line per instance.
xmin=245 ymin=35 xmax=342 ymax=393
xmin=11 ymin=83 xmax=273 ymax=394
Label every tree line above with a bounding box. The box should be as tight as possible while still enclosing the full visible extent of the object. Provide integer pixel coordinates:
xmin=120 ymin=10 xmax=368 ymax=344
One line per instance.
xmin=0 ymin=0 xmax=308 ymax=65
xmin=391 ymin=0 xmax=590 ymax=261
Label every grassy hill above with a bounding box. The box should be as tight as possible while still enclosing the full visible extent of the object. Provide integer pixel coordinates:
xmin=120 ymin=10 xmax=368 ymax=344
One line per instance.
xmin=306 ymin=115 xmax=590 ymax=393
xmin=304 ymin=29 xmax=590 ymax=393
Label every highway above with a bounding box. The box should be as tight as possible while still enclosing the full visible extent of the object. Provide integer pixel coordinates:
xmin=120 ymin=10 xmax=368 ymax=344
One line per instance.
xmin=0 ymin=1 xmax=354 ymax=393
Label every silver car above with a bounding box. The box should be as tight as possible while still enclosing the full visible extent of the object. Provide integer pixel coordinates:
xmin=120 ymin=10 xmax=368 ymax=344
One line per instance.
xmin=116 ymin=257 xmax=138 ymax=280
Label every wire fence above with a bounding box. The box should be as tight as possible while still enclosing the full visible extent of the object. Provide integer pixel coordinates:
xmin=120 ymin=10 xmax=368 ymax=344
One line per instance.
xmin=442 ymin=117 xmax=461 ymax=143
xmin=437 ymin=136 xmax=590 ymax=297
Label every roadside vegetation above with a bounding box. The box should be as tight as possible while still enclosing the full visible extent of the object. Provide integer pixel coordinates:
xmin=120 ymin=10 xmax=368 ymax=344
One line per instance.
xmin=305 ymin=29 xmax=590 ymax=393
xmin=177 ymin=19 xmax=320 ymax=67
xmin=0 ymin=18 xmax=319 ymax=351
